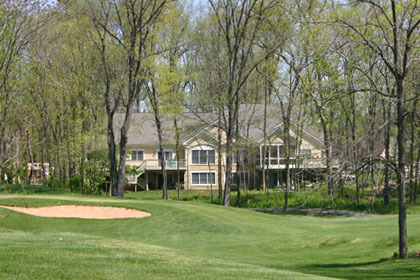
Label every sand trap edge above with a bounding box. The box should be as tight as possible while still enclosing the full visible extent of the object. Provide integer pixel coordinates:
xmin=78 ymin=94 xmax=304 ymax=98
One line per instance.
xmin=0 ymin=205 xmax=151 ymax=219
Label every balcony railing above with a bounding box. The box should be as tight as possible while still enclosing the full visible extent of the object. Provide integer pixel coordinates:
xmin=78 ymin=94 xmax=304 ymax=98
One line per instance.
xmin=258 ymin=157 xmax=327 ymax=169
xmin=127 ymin=159 xmax=187 ymax=170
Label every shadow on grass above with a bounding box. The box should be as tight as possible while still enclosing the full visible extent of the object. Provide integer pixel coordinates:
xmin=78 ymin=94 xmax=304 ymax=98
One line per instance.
xmin=310 ymin=257 xmax=390 ymax=268
xmin=300 ymin=257 xmax=420 ymax=279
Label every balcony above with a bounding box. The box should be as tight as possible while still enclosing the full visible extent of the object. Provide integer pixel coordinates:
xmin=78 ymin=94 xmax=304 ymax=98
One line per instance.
xmin=127 ymin=159 xmax=187 ymax=170
xmin=258 ymin=157 xmax=327 ymax=169
xmin=261 ymin=158 xmax=297 ymax=169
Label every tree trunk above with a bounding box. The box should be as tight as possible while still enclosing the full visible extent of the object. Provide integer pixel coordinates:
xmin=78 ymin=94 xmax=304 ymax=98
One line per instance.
xmin=116 ymin=100 xmax=136 ymax=197
xmin=235 ymin=118 xmax=241 ymax=205
xmin=382 ymin=97 xmax=391 ymax=205
xmin=261 ymin=88 xmax=268 ymax=193
xmin=414 ymin=143 xmax=420 ymax=204
xmin=283 ymin=114 xmax=291 ymax=212
xmin=396 ymin=78 xmax=408 ymax=259
xmin=408 ymin=95 xmax=418 ymax=204
xmin=350 ymin=90 xmax=360 ymax=204
xmin=155 ymin=115 xmax=168 ymax=200
xmin=218 ymin=107 xmax=223 ymax=199
xmin=339 ymin=174 xmax=344 ymax=200
xmin=174 ymin=117 xmax=181 ymax=200
xmin=106 ymin=113 xmax=118 ymax=196
xmin=25 ymin=130 xmax=34 ymax=185
xmin=223 ymin=109 xmax=233 ymax=206
xmin=369 ymin=92 xmax=377 ymax=189
xmin=320 ymin=114 xmax=334 ymax=197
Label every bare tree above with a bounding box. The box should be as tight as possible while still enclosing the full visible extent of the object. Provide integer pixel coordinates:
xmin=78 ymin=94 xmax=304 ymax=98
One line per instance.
xmin=337 ymin=0 xmax=420 ymax=259
xmin=89 ymin=0 xmax=171 ymax=197
xmin=0 ymin=0 xmax=50 ymax=176
xmin=208 ymin=0 xmax=281 ymax=206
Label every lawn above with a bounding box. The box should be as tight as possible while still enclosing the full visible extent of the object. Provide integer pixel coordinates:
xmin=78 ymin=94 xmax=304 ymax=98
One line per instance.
xmin=0 ymin=187 xmax=419 ymax=279
xmin=125 ymin=188 xmax=420 ymax=215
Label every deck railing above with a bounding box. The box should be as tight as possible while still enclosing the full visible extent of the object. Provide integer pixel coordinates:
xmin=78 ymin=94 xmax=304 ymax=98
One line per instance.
xmin=257 ymin=157 xmax=328 ymax=169
xmin=127 ymin=159 xmax=187 ymax=170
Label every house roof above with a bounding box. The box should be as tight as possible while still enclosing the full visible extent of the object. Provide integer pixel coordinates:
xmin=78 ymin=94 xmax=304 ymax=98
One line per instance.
xmin=114 ymin=104 xmax=324 ymax=147
xmin=114 ymin=112 xmax=217 ymax=146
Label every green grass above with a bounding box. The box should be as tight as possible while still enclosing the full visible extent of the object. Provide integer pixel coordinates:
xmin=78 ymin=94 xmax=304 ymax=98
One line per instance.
xmin=1 ymin=184 xmax=67 ymax=194
xmin=0 ymin=186 xmax=420 ymax=279
xmin=126 ymin=187 xmax=420 ymax=215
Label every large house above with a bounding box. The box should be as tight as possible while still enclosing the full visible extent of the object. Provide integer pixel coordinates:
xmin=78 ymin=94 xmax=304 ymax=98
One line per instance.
xmin=118 ymin=104 xmax=326 ymax=191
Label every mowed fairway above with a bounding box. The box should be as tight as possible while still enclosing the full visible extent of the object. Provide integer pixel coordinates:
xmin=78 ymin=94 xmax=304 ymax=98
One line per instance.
xmin=0 ymin=193 xmax=420 ymax=279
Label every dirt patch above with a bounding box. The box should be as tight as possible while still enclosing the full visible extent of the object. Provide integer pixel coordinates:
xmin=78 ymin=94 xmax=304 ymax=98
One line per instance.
xmin=0 ymin=205 xmax=151 ymax=219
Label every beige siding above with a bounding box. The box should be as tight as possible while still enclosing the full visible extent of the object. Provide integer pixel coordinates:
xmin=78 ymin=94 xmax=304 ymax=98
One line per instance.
xmin=127 ymin=146 xmax=185 ymax=163
xmin=207 ymin=126 xmax=226 ymax=142
xmin=183 ymin=137 xmax=240 ymax=189
xmin=126 ymin=125 xmax=324 ymax=190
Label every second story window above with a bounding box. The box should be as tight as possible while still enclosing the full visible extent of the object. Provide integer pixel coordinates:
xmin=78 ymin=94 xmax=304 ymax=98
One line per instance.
xmin=232 ymin=150 xmax=249 ymax=164
xmin=191 ymin=146 xmax=215 ymax=164
xmin=158 ymin=150 xmax=173 ymax=160
xmin=258 ymin=144 xmax=296 ymax=165
xmin=131 ymin=150 xmax=144 ymax=161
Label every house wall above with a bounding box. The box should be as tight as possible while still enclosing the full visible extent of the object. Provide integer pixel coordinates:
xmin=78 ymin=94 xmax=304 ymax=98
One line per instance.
xmin=289 ymin=129 xmax=323 ymax=159
xmin=183 ymin=138 xmax=240 ymax=190
xmin=265 ymin=130 xmax=323 ymax=168
xmin=126 ymin=127 xmax=324 ymax=190
xmin=127 ymin=146 xmax=185 ymax=167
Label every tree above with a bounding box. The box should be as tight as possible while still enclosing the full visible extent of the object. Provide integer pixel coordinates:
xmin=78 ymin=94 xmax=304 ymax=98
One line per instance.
xmin=299 ymin=2 xmax=343 ymax=198
xmin=337 ymin=0 xmax=420 ymax=259
xmin=276 ymin=49 xmax=306 ymax=211
xmin=0 ymin=0 xmax=50 ymax=178
xmin=89 ymin=0 xmax=172 ymax=197
xmin=208 ymin=0 xmax=281 ymax=206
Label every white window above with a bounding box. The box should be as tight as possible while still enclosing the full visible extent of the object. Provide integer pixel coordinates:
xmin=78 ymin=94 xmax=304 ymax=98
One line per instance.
xmin=191 ymin=172 xmax=216 ymax=185
xmin=259 ymin=144 xmax=296 ymax=165
xmin=130 ymin=150 xmax=144 ymax=161
xmin=191 ymin=145 xmax=215 ymax=164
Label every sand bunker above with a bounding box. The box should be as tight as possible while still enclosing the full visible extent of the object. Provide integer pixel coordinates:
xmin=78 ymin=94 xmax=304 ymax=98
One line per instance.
xmin=0 ymin=205 xmax=151 ymax=219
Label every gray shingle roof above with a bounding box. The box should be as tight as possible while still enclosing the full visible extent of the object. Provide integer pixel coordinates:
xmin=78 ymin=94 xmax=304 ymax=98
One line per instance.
xmin=114 ymin=104 xmax=324 ymax=147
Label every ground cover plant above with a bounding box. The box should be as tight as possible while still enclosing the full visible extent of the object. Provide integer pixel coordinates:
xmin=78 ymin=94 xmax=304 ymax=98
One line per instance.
xmin=0 ymin=185 xmax=420 ymax=279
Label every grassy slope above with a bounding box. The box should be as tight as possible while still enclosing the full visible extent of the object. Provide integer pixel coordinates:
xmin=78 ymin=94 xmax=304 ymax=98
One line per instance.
xmin=0 ymin=191 xmax=419 ymax=279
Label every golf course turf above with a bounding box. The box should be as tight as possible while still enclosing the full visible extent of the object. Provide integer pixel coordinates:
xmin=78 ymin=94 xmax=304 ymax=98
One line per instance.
xmin=0 ymin=192 xmax=419 ymax=279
